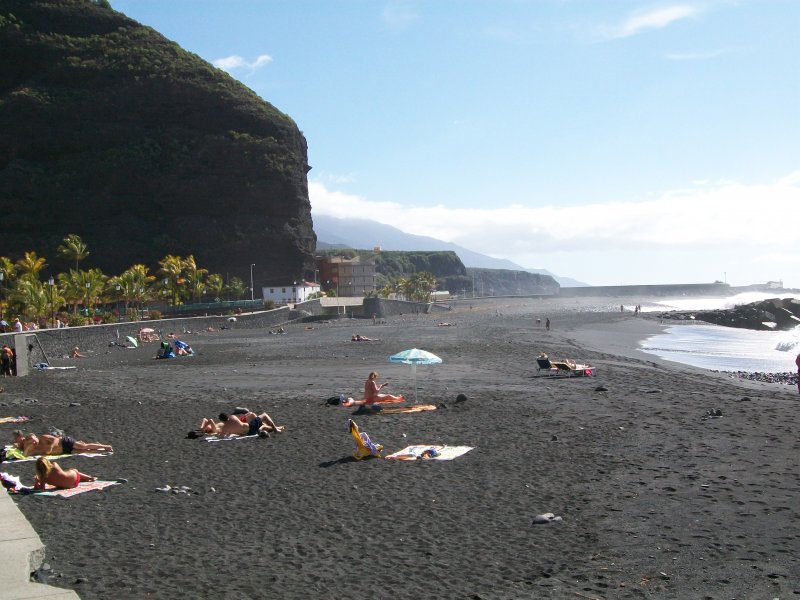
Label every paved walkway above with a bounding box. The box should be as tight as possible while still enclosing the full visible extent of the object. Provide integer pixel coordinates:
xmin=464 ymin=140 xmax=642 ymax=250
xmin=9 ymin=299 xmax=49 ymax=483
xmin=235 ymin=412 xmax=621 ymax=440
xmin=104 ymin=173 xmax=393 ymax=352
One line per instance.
xmin=0 ymin=489 xmax=79 ymax=599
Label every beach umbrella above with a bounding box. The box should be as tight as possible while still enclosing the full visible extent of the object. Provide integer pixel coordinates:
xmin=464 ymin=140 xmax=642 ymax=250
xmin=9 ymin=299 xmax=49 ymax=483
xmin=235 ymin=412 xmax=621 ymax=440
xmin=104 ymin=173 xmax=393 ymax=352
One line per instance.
xmin=140 ymin=327 xmax=155 ymax=333
xmin=388 ymin=348 xmax=442 ymax=403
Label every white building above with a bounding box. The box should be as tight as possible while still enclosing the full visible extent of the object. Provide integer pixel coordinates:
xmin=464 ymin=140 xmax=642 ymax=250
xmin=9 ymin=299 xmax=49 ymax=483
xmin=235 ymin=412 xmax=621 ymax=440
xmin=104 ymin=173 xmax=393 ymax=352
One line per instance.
xmin=262 ymin=281 xmax=321 ymax=305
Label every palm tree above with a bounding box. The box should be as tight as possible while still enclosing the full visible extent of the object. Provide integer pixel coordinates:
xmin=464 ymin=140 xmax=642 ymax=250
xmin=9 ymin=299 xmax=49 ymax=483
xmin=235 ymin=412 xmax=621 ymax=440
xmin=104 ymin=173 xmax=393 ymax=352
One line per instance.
xmin=182 ymin=255 xmax=208 ymax=304
xmin=0 ymin=256 xmax=14 ymax=322
xmin=8 ymin=278 xmax=48 ymax=322
xmin=57 ymin=234 xmax=90 ymax=272
xmin=158 ymin=254 xmax=184 ymax=305
xmin=225 ymin=277 xmax=246 ymax=300
xmin=206 ymin=274 xmax=225 ymax=302
xmin=112 ymin=264 xmax=155 ymax=319
xmin=15 ymin=251 xmax=47 ymax=280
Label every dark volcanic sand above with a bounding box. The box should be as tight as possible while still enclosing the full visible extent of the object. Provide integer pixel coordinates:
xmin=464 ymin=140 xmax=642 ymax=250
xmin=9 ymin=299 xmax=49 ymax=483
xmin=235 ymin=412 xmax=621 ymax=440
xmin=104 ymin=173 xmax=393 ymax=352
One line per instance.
xmin=1 ymin=297 xmax=799 ymax=599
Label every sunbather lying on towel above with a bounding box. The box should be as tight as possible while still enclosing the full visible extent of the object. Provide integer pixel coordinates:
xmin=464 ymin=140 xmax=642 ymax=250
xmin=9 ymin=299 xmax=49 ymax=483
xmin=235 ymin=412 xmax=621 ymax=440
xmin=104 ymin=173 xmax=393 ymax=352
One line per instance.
xmin=200 ymin=412 xmax=284 ymax=437
xmin=351 ymin=334 xmax=378 ymax=342
xmin=33 ymin=457 xmax=96 ymax=490
xmin=12 ymin=430 xmax=113 ymax=456
xmin=343 ymin=371 xmax=404 ymax=406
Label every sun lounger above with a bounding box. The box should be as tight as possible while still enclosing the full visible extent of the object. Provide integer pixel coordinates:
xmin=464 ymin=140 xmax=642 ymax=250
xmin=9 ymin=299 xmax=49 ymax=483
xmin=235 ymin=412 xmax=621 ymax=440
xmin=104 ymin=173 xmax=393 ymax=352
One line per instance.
xmin=536 ymin=356 xmax=596 ymax=377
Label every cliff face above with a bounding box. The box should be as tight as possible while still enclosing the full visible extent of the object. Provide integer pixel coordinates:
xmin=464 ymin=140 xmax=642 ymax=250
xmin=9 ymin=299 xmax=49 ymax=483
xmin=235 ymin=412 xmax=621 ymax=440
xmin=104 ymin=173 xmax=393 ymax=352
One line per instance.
xmin=0 ymin=0 xmax=316 ymax=285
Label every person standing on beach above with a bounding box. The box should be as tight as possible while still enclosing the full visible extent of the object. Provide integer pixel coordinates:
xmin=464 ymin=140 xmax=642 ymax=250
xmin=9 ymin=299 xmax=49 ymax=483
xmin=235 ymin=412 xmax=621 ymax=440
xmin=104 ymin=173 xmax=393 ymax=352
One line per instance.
xmin=545 ymin=318 xmax=550 ymax=331
xmin=795 ymin=352 xmax=800 ymax=395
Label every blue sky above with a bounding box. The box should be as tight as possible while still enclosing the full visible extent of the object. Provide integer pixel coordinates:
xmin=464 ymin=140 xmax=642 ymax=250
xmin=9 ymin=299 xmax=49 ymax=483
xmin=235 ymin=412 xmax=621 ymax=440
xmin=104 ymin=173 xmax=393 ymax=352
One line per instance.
xmin=111 ymin=0 xmax=799 ymax=287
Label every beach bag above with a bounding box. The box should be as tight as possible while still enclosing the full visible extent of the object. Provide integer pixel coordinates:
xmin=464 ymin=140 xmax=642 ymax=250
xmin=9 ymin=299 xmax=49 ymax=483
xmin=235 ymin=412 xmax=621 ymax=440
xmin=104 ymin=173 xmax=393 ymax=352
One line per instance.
xmin=325 ymin=394 xmax=345 ymax=406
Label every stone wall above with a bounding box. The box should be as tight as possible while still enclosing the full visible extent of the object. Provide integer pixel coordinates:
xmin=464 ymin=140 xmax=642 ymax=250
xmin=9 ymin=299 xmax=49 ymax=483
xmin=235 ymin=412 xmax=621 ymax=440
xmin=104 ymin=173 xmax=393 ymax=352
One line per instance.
xmin=0 ymin=307 xmax=292 ymax=372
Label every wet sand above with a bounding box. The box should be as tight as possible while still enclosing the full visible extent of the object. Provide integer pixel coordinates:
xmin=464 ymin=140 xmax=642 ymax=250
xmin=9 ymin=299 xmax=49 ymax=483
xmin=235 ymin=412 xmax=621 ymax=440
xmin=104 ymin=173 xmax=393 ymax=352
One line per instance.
xmin=1 ymin=297 xmax=798 ymax=598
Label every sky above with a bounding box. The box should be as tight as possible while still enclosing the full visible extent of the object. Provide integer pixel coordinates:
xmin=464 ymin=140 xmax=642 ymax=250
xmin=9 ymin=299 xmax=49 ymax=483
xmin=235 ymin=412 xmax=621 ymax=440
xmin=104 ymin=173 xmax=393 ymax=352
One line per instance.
xmin=110 ymin=0 xmax=800 ymax=287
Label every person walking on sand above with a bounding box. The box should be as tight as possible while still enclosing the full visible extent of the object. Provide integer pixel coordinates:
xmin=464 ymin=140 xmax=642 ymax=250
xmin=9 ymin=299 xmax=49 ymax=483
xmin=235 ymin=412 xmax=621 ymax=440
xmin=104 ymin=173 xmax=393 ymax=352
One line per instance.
xmin=545 ymin=318 xmax=550 ymax=331
xmin=33 ymin=456 xmax=96 ymax=490
xmin=12 ymin=431 xmax=113 ymax=456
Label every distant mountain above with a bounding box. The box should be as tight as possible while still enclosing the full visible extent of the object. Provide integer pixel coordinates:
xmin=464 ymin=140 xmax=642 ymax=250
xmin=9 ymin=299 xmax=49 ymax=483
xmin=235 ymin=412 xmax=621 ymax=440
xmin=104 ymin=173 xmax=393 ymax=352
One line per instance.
xmin=312 ymin=214 xmax=588 ymax=287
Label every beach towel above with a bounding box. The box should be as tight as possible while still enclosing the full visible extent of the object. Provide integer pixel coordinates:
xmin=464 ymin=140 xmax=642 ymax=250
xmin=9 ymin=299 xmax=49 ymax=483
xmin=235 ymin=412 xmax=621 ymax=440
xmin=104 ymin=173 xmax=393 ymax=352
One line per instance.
xmin=204 ymin=434 xmax=259 ymax=443
xmin=1 ymin=446 xmax=111 ymax=463
xmin=0 ymin=416 xmax=30 ymax=424
xmin=349 ymin=419 xmax=383 ymax=460
xmin=30 ymin=480 xmax=122 ymax=498
xmin=385 ymin=445 xmax=474 ymax=461
xmin=33 ymin=363 xmax=77 ymax=370
xmin=375 ymin=404 xmax=437 ymax=415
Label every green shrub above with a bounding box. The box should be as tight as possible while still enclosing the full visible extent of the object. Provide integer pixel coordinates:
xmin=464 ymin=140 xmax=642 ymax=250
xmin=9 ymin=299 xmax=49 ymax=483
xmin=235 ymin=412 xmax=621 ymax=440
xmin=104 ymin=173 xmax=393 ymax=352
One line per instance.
xmin=148 ymin=309 xmax=162 ymax=320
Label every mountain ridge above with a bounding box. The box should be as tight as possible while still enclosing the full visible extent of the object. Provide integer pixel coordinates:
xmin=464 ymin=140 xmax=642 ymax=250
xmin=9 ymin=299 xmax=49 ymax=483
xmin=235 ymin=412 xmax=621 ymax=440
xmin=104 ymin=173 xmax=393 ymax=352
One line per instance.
xmin=312 ymin=214 xmax=588 ymax=287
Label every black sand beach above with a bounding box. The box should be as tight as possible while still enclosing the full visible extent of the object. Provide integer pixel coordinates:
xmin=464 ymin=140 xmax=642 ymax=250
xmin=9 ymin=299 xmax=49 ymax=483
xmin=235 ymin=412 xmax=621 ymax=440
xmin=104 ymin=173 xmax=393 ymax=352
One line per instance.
xmin=2 ymin=297 xmax=799 ymax=599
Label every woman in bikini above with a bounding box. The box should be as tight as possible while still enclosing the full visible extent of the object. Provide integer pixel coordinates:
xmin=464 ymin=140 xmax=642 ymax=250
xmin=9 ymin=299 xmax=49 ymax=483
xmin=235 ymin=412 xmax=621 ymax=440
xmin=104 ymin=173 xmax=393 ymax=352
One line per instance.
xmin=343 ymin=372 xmax=404 ymax=406
xmin=33 ymin=457 xmax=96 ymax=490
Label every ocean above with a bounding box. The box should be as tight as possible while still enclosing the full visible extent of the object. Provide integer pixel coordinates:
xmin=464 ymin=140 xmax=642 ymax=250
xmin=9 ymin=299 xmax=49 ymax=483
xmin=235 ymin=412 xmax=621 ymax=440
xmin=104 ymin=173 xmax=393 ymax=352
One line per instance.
xmin=638 ymin=293 xmax=800 ymax=374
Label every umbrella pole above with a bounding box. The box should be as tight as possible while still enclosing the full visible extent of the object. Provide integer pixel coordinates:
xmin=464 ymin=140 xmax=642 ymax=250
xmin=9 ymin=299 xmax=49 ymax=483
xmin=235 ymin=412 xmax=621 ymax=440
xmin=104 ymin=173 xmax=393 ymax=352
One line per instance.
xmin=412 ymin=363 xmax=417 ymax=404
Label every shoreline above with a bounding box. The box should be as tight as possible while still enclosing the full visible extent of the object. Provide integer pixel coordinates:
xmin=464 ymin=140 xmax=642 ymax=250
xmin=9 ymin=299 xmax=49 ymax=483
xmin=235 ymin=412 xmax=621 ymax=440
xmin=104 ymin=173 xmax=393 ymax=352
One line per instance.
xmin=2 ymin=296 xmax=798 ymax=598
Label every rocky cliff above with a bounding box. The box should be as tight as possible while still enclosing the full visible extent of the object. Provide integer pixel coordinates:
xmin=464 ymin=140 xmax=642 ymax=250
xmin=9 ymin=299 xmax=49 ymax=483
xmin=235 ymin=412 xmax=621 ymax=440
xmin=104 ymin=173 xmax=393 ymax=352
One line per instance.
xmin=0 ymin=0 xmax=316 ymax=285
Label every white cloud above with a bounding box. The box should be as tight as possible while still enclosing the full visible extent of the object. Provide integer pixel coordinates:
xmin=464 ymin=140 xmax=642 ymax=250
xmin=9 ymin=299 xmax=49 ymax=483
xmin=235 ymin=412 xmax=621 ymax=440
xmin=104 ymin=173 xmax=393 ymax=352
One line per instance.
xmin=602 ymin=5 xmax=699 ymax=40
xmin=310 ymin=173 xmax=800 ymax=284
xmin=212 ymin=53 xmax=273 ymax=73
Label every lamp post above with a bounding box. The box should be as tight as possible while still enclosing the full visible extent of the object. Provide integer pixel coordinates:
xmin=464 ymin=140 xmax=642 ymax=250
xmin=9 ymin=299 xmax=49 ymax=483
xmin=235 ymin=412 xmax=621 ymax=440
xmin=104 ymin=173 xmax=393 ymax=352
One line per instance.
xmin=85 ymin=281 xmax=91 ymax=323
xmin=116 ymin=284 xmax=121 ymax=322
xmin=48 ymin=276 xmax=55 ymax=328
xmin=0 ymin=271 xmax=4 ymax=322
xmin=249 ymin=264 xmax=255 ymax=301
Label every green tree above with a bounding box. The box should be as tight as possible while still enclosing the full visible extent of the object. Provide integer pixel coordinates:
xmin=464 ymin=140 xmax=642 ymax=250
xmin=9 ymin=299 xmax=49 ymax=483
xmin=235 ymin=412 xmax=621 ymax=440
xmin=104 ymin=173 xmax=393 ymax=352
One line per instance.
xmin=111 ymin=264 xmax=155 ymax=318
xmin=158 ymin=254 xmax=184 ymax=305
xmin=15 ymin=251 xmax=47 ymax=280
xmin=57 ymin=234 xmax=90 ymax=272
xmin=206 ymin=273 xmax=224 ymax=302
xmin=225 ymin=277 xmax=246 ymax=300
xmin=182 ymin=255 xmax=208 ymax=304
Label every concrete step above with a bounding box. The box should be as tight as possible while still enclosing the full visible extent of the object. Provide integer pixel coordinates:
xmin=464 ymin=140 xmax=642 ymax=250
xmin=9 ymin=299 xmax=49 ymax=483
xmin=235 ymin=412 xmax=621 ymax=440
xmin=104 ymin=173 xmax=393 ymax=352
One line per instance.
xmin=0 ymin=581 xmax=80 ymax=599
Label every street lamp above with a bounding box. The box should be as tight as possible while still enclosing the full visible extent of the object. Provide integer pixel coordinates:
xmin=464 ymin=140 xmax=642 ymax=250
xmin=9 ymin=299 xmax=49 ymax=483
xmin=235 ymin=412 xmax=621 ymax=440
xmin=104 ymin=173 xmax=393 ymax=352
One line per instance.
xmin=116 ymin=284 xmax=121 ymax=322
xmin=48 ymin=276 xmax=55 ymax=328
xmin=85 ymin=281 xmax=91 ymax=323
xmin=249 ymin=264 xmax=255 ymax=301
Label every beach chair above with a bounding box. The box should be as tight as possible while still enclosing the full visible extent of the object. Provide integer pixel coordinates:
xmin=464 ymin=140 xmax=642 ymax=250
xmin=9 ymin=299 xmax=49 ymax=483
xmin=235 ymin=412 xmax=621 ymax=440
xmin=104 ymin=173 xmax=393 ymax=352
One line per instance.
xmin=349 ymin=419 xmax=383 ymax=460
xmin=536 ymin=354 xmax=596 ymax=377
xmin=536 ymin=356 xmax=561 ymax=376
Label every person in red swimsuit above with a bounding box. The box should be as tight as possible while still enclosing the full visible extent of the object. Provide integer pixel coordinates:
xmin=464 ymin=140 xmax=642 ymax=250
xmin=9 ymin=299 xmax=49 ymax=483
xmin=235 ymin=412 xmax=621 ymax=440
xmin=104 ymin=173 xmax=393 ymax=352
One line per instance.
xmin=33 ymin=457 xmax=96 ymax=490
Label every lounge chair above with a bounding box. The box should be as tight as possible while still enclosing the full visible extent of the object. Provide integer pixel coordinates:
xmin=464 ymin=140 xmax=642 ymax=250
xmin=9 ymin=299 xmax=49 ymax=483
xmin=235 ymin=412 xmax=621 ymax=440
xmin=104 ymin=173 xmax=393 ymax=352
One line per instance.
xmin=536 ymin=355 xmax=596 ymax=377
xmin=536 ymin=356 xmax=561 ymax=376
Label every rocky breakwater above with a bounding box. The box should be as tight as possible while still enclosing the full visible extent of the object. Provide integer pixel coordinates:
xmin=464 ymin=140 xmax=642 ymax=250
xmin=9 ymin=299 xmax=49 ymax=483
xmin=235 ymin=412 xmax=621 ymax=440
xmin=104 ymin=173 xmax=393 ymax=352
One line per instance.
xmin=657 ymin=297 xmax=800 ymax=331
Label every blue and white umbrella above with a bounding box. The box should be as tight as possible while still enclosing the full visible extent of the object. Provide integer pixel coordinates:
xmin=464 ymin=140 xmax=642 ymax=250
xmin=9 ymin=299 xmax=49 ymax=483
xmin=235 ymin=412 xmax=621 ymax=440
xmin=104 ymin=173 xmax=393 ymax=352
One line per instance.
xmin=388 ymin=348 xmax=442 ymax=403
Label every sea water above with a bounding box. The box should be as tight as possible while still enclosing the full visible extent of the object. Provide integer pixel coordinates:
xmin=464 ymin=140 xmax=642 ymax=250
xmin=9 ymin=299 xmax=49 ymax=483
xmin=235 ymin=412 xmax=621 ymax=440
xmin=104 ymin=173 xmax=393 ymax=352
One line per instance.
xmin=639 ymin=293 xmax=800 ymax=373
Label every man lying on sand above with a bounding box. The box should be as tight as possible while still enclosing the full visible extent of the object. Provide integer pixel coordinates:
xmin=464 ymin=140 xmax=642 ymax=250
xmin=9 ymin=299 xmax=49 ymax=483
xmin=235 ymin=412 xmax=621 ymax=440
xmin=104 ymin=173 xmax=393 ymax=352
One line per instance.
xmin=199 ymin=412 xmax=284 ymax=437
xmin=12 ymin=430 xmax=113 ymax=456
